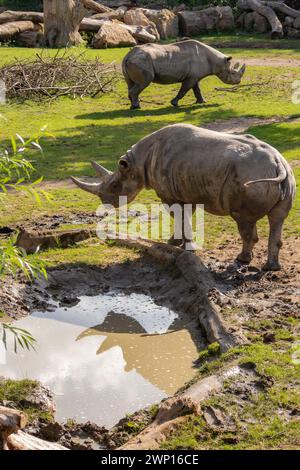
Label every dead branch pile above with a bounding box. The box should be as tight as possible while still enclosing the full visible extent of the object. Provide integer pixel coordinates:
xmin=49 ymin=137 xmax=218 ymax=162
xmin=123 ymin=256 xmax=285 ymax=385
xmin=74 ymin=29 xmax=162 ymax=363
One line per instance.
xmin=0 ymin=51 xmax=117 ymax=101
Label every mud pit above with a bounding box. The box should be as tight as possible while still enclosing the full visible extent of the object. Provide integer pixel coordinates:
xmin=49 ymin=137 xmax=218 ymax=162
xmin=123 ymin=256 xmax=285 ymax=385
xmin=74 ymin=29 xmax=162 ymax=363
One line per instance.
xmin=0 ymin=258 xmax=206 ymax=428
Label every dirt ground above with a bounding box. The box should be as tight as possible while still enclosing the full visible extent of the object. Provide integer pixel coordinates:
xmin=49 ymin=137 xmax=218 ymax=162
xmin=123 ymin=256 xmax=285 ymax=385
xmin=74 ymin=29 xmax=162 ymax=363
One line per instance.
xmin=239 ymin=57 xmax=300 ymax=67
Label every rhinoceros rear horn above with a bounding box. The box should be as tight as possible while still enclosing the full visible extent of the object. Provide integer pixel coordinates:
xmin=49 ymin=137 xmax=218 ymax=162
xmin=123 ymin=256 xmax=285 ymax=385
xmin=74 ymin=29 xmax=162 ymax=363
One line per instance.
xmin=91 ymin=161 xmax=112 ymax=178
xmin=71 ymin=176 xmax=100 ymax=195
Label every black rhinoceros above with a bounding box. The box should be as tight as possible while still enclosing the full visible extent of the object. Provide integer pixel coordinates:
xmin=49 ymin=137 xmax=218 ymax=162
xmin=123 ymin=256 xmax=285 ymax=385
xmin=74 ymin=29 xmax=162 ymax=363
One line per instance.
xmin=72 ymin=124 xmax=295 ymax=271
xmin=122 ymin=39 xmax=246 ymax=109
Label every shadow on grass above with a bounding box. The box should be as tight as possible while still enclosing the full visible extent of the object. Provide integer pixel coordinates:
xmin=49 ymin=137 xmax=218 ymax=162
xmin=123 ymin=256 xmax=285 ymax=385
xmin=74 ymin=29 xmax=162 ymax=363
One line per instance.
xmin=74 ymin=103 xmax=221 ymax=121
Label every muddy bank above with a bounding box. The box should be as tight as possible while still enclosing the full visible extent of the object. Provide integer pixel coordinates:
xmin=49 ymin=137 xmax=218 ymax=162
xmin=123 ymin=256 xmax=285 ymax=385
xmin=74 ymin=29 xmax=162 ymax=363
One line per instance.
xmin=0 ymin=236 xmax=299 ymax=449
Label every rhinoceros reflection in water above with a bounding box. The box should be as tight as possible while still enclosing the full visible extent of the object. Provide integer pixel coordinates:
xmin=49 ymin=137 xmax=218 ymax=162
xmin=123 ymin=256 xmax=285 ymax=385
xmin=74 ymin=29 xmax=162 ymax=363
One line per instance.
xmin=76 ymin=311 xmax=199 ymax=395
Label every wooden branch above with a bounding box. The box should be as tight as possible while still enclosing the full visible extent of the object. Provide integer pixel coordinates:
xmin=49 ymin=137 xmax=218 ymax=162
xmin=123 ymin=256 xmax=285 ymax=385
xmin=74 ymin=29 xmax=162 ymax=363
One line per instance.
xmin=111 ymin=237 xmax=247 ymax=352
xmin=81 ymin=0 xmax=113 ymax=13
xmin=261 ymin=1 xmax=300 ymax=18
xmin=120 ymin=366 xmax=243 ymax=450
xmin=237 ymin=0 xmax=283 ymax=38
xmin=0 ymin=10 xmax=43 ymax=24
xmin=0 ymin=406 xmax=27 ymax=450
xmin=7 ymin=430 xmax=68 ymax=450
xmin=79 ymin=17 xmax=105 ymax=31
xmin=0 ymin=21 xmax=35 ymax=41
xmin=176 ymin=251 xmax=247 ymax=352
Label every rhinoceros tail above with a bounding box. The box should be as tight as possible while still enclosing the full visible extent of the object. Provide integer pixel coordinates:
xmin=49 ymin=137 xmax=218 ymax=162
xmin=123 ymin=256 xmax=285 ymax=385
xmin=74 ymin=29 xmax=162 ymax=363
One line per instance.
xmin=244 ymin=159 xmax=287 ymax=187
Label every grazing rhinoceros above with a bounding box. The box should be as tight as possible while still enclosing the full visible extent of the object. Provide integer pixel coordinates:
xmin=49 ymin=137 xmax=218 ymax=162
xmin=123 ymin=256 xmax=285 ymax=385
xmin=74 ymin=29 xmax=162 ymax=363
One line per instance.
xmin=122 ymin=39 xmax=246 ymax=109
xmin=72 ymin=124 xmax=295 ymax=271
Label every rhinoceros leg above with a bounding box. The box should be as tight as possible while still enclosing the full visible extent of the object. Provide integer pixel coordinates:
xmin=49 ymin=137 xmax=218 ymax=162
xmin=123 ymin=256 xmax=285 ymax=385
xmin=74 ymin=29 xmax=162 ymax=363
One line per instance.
xmin=171 ymin=78 xmax=196 ymax=107
xmin=236 ymin=220 xmax=259 ymax=264
xmin=263 ymin=199 xmax=290 ymax=271
xmin=128 ymin=83 xmax=148 ymax=110
xmin=193 ymin=82 xmax=207 ymax=104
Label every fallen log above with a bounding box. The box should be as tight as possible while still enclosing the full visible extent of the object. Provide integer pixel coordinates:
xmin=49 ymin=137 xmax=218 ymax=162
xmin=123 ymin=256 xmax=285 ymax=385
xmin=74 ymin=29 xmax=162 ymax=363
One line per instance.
xmin=7 ymin=430 xmax=68 ymax=450
xmin=0 ymin=406 xmax=27 ymax=450
xmin=80 ymin=17 xmax=106 ymax=31
xmin=120 ymin=22 xmax=158 ymax=43
xmin=237 ymin=0 xmax=283 ymax=38
xmin=81 ymin=0 xmax=113 ymax=13
xmin=0 ymin=10 xmax=43 ymax=24
xmin=120 ymin=366 xmax=243 ymax=450
xmin=111 ymin=237 xmax=247 ymax=352
xmin=176 ymin=251 xmax=247 ymax=352
xmin=90 ymin=7 xmax=127 ymax=21
xmin=0 ymin=21 xmax=35 ymax=41
xmin=261 ymin=1 xmax=300 ymax=18
xmin=80 ymin=17 xmax=157 ymax=42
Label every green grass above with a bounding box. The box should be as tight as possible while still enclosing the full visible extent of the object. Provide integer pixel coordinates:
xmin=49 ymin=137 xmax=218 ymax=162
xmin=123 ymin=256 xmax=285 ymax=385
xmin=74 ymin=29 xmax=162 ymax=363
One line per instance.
xmin=0 ymin=378 xmax=53 ymax=423
xmin=162 ymin=341 xmax=300 ymax=450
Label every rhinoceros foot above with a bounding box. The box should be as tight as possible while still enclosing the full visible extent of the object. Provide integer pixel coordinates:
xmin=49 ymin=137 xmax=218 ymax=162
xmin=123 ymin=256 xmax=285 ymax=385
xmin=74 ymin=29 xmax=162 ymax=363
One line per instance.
xmin=236 ymin=252 xmax=253 ymax=264
xmin=167 ymin=236 xmax=182 ymax=247
xmin=130 ymin=104 xmax=141 ymax=110
xmin=262 ymin=261 xmax=281 ymax=272
xmin=170 ymin=99 xmax=179 ymax=108
xmin=195 ymin=98 xmax=207 ymax=105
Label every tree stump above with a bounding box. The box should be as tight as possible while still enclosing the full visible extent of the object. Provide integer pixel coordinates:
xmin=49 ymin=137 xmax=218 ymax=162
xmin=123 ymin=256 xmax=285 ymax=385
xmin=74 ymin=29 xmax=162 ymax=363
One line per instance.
xmin=43 ymin=0 xmax=87 ymax=47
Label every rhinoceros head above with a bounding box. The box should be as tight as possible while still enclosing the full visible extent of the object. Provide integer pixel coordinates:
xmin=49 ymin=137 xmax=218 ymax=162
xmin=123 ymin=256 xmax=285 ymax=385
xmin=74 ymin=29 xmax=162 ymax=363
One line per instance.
xmin=71 ymin=157 xmax=142 ymax=208
xmin=217 ymin=57 xmax=246 ymax=85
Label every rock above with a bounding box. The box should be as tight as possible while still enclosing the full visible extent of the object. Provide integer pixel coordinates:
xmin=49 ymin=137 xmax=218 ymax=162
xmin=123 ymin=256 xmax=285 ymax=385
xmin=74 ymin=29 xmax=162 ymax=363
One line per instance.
xmin=20 ymin=383 xmax=55 ymax=415
xmin=293 ymin=16 xmax=300 ymax=29
xmin=244 ymin=11 xmax=269 ymax=33
xmin=40 ymin=422 xmax=63 ymax=442
xmin=173 ymin=3 xmax=187 ymax=14
xmin=16 ymin=30 xmax=43 ymax=48
xmin=284 ymin=15 xmax=295 ymax=27
xmin=142 ymin=8 xmax=178 ymax=39
xmin=178 ymin=8 xmax=221 ymax=36
xmin=263 ymin=331 xmax=276 ymax=343
xmin=123 ymin=9 xmax=160 ymax=40
xmin=236 ymin=12 xmax=247 ymax=29
xmin=92 ymin=22 xmax=137 ymax=48
xmin=203 ymin=406 xmax=225 ymax=427
xmin=123 ymin=9 xmax=150 ymax=27
xmin=287 ymin=26 xmax=300 ymax=38
xmin=216 ymin=6 xmax=235 ymax=32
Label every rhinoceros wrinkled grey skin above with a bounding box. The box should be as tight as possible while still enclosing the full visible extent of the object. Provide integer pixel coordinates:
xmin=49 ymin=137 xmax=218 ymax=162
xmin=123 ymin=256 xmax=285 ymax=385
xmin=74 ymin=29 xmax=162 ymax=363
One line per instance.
xmin=122 ymin=39 xmax=246 ymax=109
xmin=72 ymin=124 xmax=295 ymax=271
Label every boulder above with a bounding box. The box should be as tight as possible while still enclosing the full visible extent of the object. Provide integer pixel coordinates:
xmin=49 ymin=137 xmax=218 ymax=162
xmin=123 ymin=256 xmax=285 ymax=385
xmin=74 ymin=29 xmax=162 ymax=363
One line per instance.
xmin=123 ymin=9 xmax=150 ymax=27
xmin=236 ymin=12 xmax=247 ymax=29
xmin=142 ymin=8 xmax=179 ymax=39
xmin=178 ymin=8 xmax=221 ymax=36
xmin=293 ymin=16 xmax=300 ymax=29
xmin=216 ymin=6 xmax=235 ymax=31
xmin=92 ymin=22 xmax=136 ymax=48
xmin=284 ymin=16 xmax=295 ymax=27
xmin=287 ymin=26 xmax=300 ymax=38
xmin=173 ymin=3 xmax=187 ymax=14
xmin=244 ymin=11 xmax=269 ymax=33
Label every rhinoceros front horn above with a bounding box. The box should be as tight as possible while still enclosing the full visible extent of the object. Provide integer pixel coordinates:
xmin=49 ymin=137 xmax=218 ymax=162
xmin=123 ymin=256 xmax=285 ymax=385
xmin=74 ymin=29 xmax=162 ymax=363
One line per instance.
xmin=71 ymin=176 xmax=100 ymax=195
xmin=239 ymin=64 xmax=246 ymax=75
xmin=91 ymin=161 xmax=112 ymax=178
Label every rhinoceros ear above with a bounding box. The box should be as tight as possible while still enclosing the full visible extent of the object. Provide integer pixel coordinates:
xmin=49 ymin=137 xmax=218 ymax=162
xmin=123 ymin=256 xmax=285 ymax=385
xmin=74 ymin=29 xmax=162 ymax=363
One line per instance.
xmin=226 ymin=56 xmax=232 ymax=62
xmin=119 ymin=158 xmax=130 ymax=173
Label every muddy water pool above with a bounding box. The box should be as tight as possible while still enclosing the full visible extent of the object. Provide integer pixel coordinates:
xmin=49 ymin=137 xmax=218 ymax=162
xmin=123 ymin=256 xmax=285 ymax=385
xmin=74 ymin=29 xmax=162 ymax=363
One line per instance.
xmin=0 ymin=291 xmax=199 ymax=428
